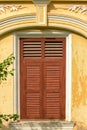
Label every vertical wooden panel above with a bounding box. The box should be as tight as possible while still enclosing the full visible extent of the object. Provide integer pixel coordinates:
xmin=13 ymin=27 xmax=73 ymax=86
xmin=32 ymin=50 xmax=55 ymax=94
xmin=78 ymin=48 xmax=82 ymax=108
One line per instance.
xmin=25 ymin=62 xmax=43 ymax=118
xmin=44 ymin=61 xmax=65 ymax=119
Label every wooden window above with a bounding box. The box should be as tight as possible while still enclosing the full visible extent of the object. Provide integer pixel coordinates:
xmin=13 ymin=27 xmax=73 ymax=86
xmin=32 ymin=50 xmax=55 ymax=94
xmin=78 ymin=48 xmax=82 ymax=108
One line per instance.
xmin=20 ymin=38 xmax=66 ymax=119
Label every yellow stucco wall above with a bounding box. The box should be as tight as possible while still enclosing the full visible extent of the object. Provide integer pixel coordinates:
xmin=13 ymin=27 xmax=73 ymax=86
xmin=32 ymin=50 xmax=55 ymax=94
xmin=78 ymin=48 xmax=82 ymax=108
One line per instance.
xmin=72 ymin=34 xmax=87 ymax=129
xmin=0 ymin=2 xmax=36 ymax=20
xmin=0 ymin=1 xmax=87 ymax=130
xmin=0 ymin=35 xmax=13 ymax=114
xmin=72 ymin=34 xmax=87 ymax=122
xmin=1 ymin=33 xmax=87 ymax=130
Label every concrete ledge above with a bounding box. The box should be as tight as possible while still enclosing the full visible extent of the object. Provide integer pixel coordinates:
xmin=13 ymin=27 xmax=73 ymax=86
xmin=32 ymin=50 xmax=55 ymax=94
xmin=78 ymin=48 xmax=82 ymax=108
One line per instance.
xmin=10 ymin=120 xmax=75 ymax=130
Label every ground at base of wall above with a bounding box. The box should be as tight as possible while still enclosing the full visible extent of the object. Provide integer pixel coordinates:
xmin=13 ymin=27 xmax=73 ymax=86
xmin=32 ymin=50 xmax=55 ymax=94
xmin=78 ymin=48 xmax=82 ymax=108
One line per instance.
xmin=74 ymin=122 xmax=87 ymax=130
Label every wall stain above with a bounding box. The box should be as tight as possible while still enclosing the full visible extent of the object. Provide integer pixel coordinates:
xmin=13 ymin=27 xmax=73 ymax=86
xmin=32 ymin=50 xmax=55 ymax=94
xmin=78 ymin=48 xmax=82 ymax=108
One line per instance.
xmin=72 ymin=34 xmax=87 ymax=125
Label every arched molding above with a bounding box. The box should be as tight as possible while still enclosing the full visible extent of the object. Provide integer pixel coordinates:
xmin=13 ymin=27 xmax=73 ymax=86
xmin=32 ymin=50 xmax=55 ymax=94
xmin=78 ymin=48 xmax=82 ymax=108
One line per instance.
xmin=0 ymin=15 xmax=36 ymax=35
xmin=48 ymin=15 xmax=87 ymax=38
xmin=0 ymin=14 xmax=87 ymax=38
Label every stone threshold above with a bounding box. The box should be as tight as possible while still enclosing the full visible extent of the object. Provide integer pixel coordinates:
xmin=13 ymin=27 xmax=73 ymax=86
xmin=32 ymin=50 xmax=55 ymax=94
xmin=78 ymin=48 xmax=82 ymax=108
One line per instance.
xmin=10 ymin=119 xmax=75 ymax=130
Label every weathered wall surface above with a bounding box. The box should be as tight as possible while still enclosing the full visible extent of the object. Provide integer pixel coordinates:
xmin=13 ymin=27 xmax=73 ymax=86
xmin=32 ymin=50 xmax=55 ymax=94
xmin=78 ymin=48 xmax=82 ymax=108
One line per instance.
xmin=1 ymin=33 xmax=87 ymax=130
xmin=72 ymin=34 xmax=87 ymax=130
xmin=0 ymin=2 xmax=36 ymax=20
xmin=72 ymin=34 xmax=87 ymax=121
xmin=0 ymin=35 xmax=13 ymax=114
xmin=0 ymin=1 xmax=87 ymax=130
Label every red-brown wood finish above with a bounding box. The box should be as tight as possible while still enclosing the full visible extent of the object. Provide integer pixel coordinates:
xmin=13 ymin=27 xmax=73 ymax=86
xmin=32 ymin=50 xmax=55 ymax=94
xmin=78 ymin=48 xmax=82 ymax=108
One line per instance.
xmin=20 ymin=38 xmax=66 ymax=119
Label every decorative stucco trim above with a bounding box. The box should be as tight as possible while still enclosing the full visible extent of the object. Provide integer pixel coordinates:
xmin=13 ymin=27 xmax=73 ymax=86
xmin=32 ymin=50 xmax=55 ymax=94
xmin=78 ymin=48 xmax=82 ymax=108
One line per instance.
xmin=1 ymin=15 xmax=87 ymax=38
xmin=14 ymin=30 xmax=72 ymax=121
xmin=36 ymin=4 xmax=47 ymax=25
xmin=14 ymin=30 xmax=70 ymax=38
xmin=0 ymin=5 xmax=25 ymax=14
xmin=0 ymin=15 xmax=36 ymax=26
xmin=68 ymin=5 xmax=87 ymax=14
xmin=1 ymin=15 xmax=87 ymax=28
xmin=48 ymin=15 xmax=87 ymax=29
xmin=48 ymin=15 xmax=87 ymax=38
xmin=0 ymin=4 xmax=87 ymax=15
xmin=49 ymin=5 xmax=87 ymax=15
xmin=0 ymin=15 xmax=36 ymax=35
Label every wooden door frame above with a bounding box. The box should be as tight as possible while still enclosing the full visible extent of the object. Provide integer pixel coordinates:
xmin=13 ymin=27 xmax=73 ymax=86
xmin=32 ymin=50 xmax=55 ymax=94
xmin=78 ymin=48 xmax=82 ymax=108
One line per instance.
xmin=13 ymin=30 xmax=72 ymax=121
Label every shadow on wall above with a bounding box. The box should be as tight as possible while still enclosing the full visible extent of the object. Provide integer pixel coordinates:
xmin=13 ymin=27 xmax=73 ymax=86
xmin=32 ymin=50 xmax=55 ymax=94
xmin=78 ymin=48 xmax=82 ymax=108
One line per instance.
xmin=74 ymin=122 xmax=87 ymax=130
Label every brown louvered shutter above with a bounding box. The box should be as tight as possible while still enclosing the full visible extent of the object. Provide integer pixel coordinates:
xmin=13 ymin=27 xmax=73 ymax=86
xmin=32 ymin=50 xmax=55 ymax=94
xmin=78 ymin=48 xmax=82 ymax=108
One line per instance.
xmin=20 ymin=39 xmax=43 ymax=119
xmin=44 ymin=39 xmax=65 ymax=119
xmin=20 ymin=38 xmax=65 ymax=119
